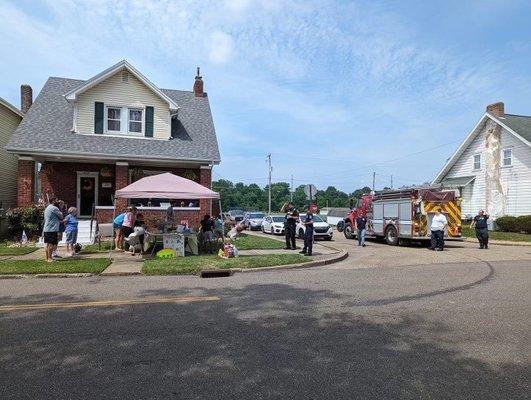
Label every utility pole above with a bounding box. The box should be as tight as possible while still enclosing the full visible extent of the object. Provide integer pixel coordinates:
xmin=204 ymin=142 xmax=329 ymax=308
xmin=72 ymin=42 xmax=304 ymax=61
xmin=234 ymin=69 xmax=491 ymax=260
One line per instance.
xmin=390 ymin=175 xmax=393 ymax=189
xmin=267 ymin=154 xmax=272 ymax=214
xmin=372 ymin=172 xmax=376 ymax=191
xmin=290 ymin=175 xmax=294 ymax=203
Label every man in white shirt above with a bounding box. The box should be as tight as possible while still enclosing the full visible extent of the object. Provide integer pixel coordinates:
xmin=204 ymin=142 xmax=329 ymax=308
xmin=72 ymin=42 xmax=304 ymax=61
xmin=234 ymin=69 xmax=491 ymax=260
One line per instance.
xmin=429 ymin=208 xmax=447 ymax=251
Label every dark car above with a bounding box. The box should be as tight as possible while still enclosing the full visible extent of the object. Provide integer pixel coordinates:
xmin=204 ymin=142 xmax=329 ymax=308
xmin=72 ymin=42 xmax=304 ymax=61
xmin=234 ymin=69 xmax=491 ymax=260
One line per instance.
xmin=228 ymin=210 xmax=245 ymax=222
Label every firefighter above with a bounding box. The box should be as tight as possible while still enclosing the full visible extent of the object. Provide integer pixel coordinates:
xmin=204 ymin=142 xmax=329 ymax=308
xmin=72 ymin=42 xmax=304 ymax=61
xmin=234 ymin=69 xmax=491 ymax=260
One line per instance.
xmin=356 ymin=214 xmax=367 ymax=247
xmin=429 ymin=208 xmax=447 ymax=251
xmin=299 ymin=206 xmax=314 ymax=256
xmin=283 ymin=202 xmax=299 ymax=250
xmin=470 ymin=209 xmax=489 ymax=249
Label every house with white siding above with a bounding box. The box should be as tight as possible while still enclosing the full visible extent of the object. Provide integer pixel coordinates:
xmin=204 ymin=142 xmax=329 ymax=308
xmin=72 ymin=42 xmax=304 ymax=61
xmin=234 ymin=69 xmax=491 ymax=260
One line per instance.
xmin=433 ymin=102 xmax=531 ymax=220
xmin=0 ymin=96 xmax=25 ymax=209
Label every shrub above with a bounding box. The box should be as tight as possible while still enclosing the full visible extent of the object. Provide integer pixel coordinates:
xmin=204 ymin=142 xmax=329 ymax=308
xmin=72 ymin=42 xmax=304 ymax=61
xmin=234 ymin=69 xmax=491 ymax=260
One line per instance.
xmin=6 ymin=205 xmax=45 ymax=240
xmin=517 ymin=215 xmax=531 ymax=234
xmin=494 ymin=216 xmax=519 ymax=232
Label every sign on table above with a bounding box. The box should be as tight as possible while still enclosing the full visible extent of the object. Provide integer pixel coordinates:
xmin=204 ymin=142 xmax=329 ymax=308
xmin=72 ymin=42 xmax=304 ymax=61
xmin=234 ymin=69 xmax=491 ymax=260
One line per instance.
xmin=163 ymin=234 xmax=185 ymax=257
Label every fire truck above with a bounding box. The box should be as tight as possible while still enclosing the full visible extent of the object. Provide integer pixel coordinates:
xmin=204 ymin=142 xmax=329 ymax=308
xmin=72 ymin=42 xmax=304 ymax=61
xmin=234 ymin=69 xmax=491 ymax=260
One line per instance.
xmin=343 ymin=187 xmax=462 ymax=245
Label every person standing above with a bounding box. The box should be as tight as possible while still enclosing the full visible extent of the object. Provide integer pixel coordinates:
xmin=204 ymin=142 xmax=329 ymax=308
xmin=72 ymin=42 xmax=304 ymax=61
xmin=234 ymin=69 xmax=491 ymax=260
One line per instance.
xmin=356 ymin=214 xmax=367 ymax=247
xmin=113 ymin=210 xmax=126 ymax=251
xmin=284 ymin=202 xmax=299 ymax=250
xmin=470 ymin=210 xmax=489 ymax=249
xmin=428 ymin=208 xmax=447 ymax=251
xmin=43 ymin=197 xmax=63 ymax=262
xmin=121 ymin=206 xmax=137 ymax=240
xmin=299 ymin=207 xmax=314 ymax=256
xmin=200 ymin=214 xmax=215 ymax=254
xmin=63 ymin=207 xmax=79 ymax=257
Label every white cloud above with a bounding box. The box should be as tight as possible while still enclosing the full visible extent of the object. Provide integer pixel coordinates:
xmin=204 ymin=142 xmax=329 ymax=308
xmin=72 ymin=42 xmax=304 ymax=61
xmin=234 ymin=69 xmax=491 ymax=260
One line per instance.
xmin=208 ymin=30 xmax=235 ymax=64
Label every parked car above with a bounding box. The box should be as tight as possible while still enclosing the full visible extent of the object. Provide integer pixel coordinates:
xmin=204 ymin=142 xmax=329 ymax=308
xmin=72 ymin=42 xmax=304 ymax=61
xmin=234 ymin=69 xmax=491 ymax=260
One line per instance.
xmin=261 ymin=215 xmax=286 ymax=235
xmin=296 ymin=214 xmax=333 ymax=240
xmin=227 ymin=209 xmax=245 ymax=222
xmin=243 ymin=211 xmax=265 ymax=230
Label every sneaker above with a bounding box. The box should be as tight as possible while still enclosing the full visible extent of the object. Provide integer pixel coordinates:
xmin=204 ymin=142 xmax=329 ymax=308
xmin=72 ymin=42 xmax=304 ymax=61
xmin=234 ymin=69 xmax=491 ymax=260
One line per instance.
xmin=362 ymin=244 xmax=366 ymax=247
xmin=479 ymin=246 xmax=484 ymax=249
xmin=284 ymin=247 xmax=291 ymax=250
xmin=484 ymin=246 xmax=488 ymax=249
xmin=305 ymin=253 xmax=312 ymax=256
xmin=52 ymin=254 xmax=62 ymax=259
xmin=299 ymin=250 xmax=307 ymax=254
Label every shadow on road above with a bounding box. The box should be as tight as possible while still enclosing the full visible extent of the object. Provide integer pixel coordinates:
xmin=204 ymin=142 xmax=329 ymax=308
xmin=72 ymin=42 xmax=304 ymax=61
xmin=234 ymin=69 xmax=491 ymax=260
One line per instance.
xmin=1 ymin=283 xmax=529 ymax=399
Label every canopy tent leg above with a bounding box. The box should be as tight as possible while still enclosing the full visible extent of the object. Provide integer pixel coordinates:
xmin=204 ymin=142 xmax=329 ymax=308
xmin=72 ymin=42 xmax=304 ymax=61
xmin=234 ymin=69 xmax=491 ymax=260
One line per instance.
xmin=219 ymin=198 xmax=225 ymax=240
xmin=108 ymin=197 xmax=116 ymax=261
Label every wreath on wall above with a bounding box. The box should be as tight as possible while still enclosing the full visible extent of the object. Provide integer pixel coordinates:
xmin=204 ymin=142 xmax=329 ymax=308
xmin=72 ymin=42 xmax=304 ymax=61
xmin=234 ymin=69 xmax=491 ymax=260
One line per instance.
xmin=100 ymin=166 xmax=113 ymax=178
xmin=183 ymin=170 xmax=197 ymax=181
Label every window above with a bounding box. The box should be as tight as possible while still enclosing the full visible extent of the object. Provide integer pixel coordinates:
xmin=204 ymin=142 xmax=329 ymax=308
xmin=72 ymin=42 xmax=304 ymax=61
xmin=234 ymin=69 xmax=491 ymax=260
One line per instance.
xmin=473 ymin=153 xmax=481 ymax=170
xmin=502 ymin=148 xmax=513 ymax=166
xmin=106 ymin=107 xmax=121 ymax=132
xmin=105 ymin=106 xmax=144 ymax=135
xmin=129 ymin=109 xmax=143 ymax=133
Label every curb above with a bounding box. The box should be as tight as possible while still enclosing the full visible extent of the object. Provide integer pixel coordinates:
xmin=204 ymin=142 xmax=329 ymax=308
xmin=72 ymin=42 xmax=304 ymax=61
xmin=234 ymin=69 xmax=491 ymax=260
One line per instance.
xmin=100 ymin=271 xmax=141 ymax=277
xmin=0 ymin=273 xmax=94 ymax=279
xmin=230 ymin=249 xmax=349 ymax=274
xmin=463 ymin=237 xmax=531 ymax=247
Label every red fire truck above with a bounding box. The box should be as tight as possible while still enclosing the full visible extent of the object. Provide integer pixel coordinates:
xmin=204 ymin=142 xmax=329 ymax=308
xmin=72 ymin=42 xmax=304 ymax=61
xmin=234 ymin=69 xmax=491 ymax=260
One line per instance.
xmin=343 ymin=187 xmax=462 ymax=245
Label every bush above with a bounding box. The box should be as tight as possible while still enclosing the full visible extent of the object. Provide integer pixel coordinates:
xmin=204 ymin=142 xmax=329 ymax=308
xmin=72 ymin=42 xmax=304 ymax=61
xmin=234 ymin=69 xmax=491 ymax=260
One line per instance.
xmin=494 ymin=215 xmax=531 ymax=234
xmin=6 ymin=205 xmax=44 ymax=240
xmin=517 ymin=215 xmax=531 ymax=234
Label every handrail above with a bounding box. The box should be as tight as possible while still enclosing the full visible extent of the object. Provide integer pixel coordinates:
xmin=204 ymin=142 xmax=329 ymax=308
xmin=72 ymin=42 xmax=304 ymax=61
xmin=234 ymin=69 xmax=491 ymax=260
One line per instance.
xmin=89 ymin=202 xmax=95 ymax=242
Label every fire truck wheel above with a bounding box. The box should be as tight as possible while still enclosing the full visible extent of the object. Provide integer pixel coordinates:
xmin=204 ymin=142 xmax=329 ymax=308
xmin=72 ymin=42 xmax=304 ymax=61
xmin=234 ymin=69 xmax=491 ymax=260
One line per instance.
xmin=344 ymin=223 xmax=355 ymax=239
xmin=298 ymin=229 xmax=305 ymax=239
xmin=385 ymin=226 xmax=399 ymax=246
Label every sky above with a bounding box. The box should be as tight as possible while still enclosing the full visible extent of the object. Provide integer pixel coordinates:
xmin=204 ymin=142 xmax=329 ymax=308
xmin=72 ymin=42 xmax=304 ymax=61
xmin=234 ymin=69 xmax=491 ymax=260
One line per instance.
xmin=1 ymin=0 xmax=531 ymax=193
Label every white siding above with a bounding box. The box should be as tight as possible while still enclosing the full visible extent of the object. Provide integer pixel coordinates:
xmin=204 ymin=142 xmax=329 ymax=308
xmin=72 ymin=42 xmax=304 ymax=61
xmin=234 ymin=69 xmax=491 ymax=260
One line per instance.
xmin=76 ymin=69 xmax=170 ymax=139
xmin=0 ymin=105 xmax=22 ymax=208
xmin=442 ymin=120 xmax=531 ymax=217
xmin=444 ymin=121 xmax=487 ymax=218
xmin=500 ymin=128 xmax=531 ymax=216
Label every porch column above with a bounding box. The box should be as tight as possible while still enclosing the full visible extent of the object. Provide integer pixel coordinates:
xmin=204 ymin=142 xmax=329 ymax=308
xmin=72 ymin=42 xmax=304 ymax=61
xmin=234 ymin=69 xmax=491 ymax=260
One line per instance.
xmin=115 ymin=162 xmax=128 ymax=211
xmin=199 ymin=165 xmax=212 ymax=215
xmin=17 ymin=158 xmax=35 ymax=206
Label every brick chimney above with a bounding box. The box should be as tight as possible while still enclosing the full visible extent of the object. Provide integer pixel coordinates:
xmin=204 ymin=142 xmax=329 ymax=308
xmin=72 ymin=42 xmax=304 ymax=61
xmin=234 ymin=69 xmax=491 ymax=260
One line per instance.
xmin=193 ymin=67 xmax=204 ymax=97
xmin=486 ymin=102 xmax=504 ymax=118
xmin=20 ymin=84 xmax=33 ymax=114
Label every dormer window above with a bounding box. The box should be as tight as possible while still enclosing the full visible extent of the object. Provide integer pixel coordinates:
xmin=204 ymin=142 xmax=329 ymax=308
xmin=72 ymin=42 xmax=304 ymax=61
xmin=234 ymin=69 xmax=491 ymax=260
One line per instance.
xmin=107 ymin=107 xmax=121 ymax=132
xmin=128 ymin=109 xmax=143 ymax=133
xmin=104 ymin=106 xmax=144 ymax=135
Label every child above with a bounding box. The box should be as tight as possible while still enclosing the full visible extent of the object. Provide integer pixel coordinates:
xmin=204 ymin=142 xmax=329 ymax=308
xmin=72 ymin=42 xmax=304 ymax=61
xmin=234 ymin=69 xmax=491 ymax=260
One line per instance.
xmin=133 ymin=213 xmax=146 ymax=254
xmin=63 ymin=207 xmax=79 ymax=257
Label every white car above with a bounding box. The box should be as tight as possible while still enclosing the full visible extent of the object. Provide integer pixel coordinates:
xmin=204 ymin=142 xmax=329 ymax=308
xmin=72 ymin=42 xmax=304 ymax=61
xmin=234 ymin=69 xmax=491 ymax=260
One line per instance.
xmin=261 ymin=215 xmax=285 ymax=235
xmin=243 ymin=212 xmax=265 ymax=231
xmin=297 ymin=214 xmax=333 ymax=241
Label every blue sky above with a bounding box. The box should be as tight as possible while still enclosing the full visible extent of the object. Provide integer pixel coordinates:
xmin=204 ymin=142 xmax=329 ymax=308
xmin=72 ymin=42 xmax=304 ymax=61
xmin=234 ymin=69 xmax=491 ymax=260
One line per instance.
xmin=1 ymin=0 xmax=531 ymax=192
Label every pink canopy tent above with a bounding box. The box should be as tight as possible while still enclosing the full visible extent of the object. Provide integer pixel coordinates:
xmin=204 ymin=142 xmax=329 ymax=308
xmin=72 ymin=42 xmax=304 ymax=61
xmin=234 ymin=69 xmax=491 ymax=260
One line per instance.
xmin=115 ymin=172 xmax=220 ymax=199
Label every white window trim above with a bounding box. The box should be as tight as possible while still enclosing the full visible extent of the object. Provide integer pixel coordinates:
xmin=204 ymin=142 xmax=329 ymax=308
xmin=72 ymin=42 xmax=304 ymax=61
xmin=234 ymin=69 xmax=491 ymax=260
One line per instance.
xmin=502 ymin=147 xmax=513 ymax=167
xmin=473 ymin=153 xmax=482 ymax=170
xmin=104 ymin=105 xmax=145 ymax=137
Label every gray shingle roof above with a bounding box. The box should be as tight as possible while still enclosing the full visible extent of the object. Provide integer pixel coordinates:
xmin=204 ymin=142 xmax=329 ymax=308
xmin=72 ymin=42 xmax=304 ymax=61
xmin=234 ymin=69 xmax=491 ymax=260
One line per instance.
xmin=6 ymin=77 xmax=220 ymax=163
xmin=502 ymin=114 xmax=531 ymax=144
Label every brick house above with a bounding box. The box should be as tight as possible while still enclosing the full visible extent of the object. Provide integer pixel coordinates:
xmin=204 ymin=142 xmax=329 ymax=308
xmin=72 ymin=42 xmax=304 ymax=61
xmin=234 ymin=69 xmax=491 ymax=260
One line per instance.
xmin=6 ymin=60 xmax=221 ymax=228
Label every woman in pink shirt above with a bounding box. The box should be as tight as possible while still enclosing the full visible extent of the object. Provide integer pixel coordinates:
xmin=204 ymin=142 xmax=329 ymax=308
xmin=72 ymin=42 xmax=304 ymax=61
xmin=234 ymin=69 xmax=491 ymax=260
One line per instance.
xmin=121 ymin=206 xmax=136 ymax=240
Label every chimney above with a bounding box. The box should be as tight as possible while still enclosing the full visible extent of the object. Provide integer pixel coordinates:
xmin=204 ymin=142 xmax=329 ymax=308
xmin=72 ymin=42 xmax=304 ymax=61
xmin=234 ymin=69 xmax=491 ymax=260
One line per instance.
xmin=486 ymin=102 xmax=504 ymax=118
xmin=20 ymin=84 xmax=33 ymax=114
xmin=193 ymin=67 xmax=204 ymax=97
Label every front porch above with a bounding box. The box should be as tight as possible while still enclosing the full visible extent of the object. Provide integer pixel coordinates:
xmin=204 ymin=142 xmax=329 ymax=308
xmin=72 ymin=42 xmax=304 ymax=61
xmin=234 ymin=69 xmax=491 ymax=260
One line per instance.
xmin=17 ymin=158 xmax=214 ymax=230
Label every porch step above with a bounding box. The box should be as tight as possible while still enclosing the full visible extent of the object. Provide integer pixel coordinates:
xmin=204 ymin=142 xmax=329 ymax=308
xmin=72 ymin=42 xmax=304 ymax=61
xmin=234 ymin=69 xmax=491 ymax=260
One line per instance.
xmin=37 ymin=220 xmax=97 ymax=247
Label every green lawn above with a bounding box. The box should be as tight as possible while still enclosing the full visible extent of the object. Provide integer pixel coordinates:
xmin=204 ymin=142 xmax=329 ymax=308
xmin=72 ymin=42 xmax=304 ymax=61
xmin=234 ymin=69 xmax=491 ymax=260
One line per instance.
xmin=81 ymin=241 xmax=114 ymax=254
xmin=142 ymin=254 xmax=310 ymax=275
xmin=462 ymin=227 xmax=531 ymax=242
xmin=233 ymin=233 xmax=285 ymax=250
xmin=0 ymin=258 xmax=111 ymax=274
xmin=0 ymin=245 xmax=38 ymax=256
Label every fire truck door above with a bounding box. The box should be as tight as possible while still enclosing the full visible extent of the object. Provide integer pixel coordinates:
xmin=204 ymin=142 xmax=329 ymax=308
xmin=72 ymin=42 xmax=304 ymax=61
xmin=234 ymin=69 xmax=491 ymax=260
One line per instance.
xmin=373 ymin=203 xmax=384 ymax=235
xmin=399 ymin=201 xmax=412 ymax=237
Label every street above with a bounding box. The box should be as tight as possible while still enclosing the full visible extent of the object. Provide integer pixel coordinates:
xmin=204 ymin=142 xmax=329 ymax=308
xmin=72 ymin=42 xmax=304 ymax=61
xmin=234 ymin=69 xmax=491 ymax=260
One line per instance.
xmin=1 ymin=238 xmax=530 ymax=399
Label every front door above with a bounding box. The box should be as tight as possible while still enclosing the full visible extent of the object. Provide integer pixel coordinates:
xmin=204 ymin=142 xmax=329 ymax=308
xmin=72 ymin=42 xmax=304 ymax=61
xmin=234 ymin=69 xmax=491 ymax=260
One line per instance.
xmin=77 ymin=172 xmax=99 ymax=217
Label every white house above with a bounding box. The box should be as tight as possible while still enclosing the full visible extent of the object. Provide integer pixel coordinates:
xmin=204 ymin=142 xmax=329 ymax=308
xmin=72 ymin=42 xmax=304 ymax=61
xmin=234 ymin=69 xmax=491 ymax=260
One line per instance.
xmin=433 ymin=102 xmax=531 ymax=220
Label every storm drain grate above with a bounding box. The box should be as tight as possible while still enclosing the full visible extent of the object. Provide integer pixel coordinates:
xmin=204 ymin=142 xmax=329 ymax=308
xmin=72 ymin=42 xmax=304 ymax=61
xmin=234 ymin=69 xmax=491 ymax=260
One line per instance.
xmin=200 ymin=270 xmax=232 ymax=278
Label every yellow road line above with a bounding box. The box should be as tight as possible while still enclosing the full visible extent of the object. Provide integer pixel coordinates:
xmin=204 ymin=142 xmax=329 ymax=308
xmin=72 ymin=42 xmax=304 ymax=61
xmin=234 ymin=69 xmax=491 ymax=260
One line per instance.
xmin=0 ymin=296 xmax=220 ymax=313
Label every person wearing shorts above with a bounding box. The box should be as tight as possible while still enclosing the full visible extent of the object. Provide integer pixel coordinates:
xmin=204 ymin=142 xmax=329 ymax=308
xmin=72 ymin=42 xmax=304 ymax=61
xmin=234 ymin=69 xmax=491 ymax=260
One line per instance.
xmin=43 ymin=197 xmax=63 ymax=262
xmin=113 ymin=211 xmax=126 ymax=251
xmin=63 ymin=207 xmax=79 ymax=257
xmin=200 ymin=214 xmax=215 ymax=254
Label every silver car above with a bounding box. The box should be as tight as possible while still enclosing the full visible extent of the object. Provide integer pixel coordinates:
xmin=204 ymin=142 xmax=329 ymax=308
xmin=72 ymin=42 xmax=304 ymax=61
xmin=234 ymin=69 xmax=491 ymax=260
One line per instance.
xmin=244 ymin=212 xmax=265 ymax=230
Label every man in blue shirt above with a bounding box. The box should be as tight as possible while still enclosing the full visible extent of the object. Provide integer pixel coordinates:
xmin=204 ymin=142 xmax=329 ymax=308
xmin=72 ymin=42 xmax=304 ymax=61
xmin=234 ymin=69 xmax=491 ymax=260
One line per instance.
xmin=43 ymin=197 xmax=63 ymax=262
xmin=299 ymin=207 xmax=314 ymax=256
xmin=356 ymin=214 xmax=367 ymax=247
xmin=470 ymin=210 xmax=489 ymax=249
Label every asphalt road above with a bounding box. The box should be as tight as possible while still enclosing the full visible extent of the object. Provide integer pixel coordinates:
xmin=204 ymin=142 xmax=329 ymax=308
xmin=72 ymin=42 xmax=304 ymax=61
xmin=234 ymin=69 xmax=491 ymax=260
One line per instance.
xmin=1 ymin=252 xmax=530 ymax=399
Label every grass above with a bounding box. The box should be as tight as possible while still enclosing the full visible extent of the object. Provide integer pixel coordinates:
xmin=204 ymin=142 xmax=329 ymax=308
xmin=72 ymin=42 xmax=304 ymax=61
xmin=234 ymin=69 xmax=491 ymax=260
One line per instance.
xmin=0 ymin=244 xmax=38 ymax=256
xmin=461 ymin=227 xmax=531 ymax=242
xmin=0 ymin=258 xmax=111 ymax=275
xmin=81 ymin=241 xmax=114 ymax=254
xmin=142 ymin=254 xmax=310 ymax=275
xmin=233 ymin=233 xmax=286 ymax=250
